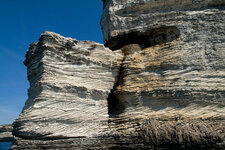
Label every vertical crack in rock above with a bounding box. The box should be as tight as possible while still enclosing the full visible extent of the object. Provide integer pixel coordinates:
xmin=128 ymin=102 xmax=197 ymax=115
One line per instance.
xmin=107 ymin=55 xmax=125 ymax=117
xmin=106 ymin=26 xmax=181 ymax=117
xmin=105 ymin=23 xmax=225 ymax=148
xmin=107 ymin=44 xmax=142 ymax=117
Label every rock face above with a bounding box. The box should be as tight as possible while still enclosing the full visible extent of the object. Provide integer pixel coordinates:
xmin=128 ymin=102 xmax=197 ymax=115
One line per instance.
xmin=110 ymin=43 xmax=225 ymax=148
xmin=101 ymin=0 xmax=225 ymax=149
xmin=12 ymin=31 xmax=122 ymax=142
xmin=0 ymin=124 xmax=14 ymax=142
xmin=101 ymin=0 xmax=225 ymax=50
xmin=12 ymin=0 xmax=225 ymax=149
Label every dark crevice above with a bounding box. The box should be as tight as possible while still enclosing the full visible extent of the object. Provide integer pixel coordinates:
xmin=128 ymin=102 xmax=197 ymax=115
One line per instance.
xmin=107 ymin=26 xmax=180 ymax=117
xmin=102 ymin=0 xmax=108 ymax=10
xmin=105 ymin=26 xmax=180 ymax=50
xmin=107 ymin=55 xmax=126 ymax=118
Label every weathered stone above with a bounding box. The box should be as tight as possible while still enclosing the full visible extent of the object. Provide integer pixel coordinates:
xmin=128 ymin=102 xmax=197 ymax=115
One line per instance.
xmin=139 ymin=118 xmax=225 ymax=149
xmin=108 ymin=17 xmax=225 ymax=150
xmin=11 ymin=136 xmax=146 ymax=150
xmin=13 ymin=31 xmax=123 ymax=140
xmin=100 ymin=0 xmax=225 ymax=148
xmin=0 ymin=124 xmax=14 ymax=142
xmin=12 ymin=0 xmax=225 ymax=149
xmin=121 ymin=44 xmax=141 ymax=56
xmin=101 ymin=0 xmax=225 ymax=50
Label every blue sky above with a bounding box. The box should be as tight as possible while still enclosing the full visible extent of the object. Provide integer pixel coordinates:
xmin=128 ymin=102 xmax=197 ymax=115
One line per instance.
xmin=0 ymin=0 xmax=103 ymax=125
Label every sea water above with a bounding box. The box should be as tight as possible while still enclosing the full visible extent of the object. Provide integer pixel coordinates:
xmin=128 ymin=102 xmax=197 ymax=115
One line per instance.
xmin=0 ymin=142 xmax=12 ymax=150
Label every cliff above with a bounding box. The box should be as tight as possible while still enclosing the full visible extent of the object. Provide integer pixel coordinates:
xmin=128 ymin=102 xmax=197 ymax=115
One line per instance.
xmin=12 ymin=0 xmax=225 ymax=149
xmin=13 ymin=31 xmax=122 ymax=138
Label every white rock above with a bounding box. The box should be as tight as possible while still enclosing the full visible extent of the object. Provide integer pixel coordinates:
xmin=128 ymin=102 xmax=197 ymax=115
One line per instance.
xmin=13 ymin=31 xmax=123 ymax=139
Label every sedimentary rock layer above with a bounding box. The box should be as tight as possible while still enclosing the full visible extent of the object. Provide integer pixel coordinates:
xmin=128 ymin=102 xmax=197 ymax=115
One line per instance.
xmin=101 ymin=0 xmax=225 ymax=148
xmin=0 ymin=124 xmax=14 ymax=142
xmin=13 ymin=31 xmax=122 ymax=140
xmin=109 ymin=42 xmax=225 ymax=148
xmin=12 ymin=0 xmax=225 ymax=149
xmin=101 ymin=0 xmax=225 ymax=49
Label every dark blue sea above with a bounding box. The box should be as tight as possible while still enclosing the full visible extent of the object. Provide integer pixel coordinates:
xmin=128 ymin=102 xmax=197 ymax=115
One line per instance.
xmin=0 ymin=142 xmax=12 ymax=150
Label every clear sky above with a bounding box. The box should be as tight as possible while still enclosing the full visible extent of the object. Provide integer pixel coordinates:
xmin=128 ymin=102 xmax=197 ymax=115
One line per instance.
xmin=0 ymin=0 xmax=103 ymax=125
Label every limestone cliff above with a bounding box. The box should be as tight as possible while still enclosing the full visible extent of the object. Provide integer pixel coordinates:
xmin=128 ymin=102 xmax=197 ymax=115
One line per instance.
xmin=101 ymin=0 xmax=225 ymax=50
xmin=12 ymin=0 xmax=225 ymax=149
xmin=102 ymin=0 xmax=225 ymax=148
xmin=12 ymin=32 xmax=123 ymax=149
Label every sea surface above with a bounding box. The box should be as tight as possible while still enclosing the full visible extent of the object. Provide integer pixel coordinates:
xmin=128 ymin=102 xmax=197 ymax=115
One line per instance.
xmin=0 ymin=142 xmax=12 ymax=150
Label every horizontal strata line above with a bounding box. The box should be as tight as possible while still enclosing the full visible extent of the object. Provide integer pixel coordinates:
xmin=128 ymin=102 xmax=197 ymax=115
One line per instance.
xmin=39 ymin=82 xmax=110 ymax=93
xmin=43 ymin=51 xmax=119 ymax=68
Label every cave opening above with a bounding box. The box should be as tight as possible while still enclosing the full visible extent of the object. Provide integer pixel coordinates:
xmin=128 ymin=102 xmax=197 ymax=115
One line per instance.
xmin=104 ymin=26 xmax=180 ymax=50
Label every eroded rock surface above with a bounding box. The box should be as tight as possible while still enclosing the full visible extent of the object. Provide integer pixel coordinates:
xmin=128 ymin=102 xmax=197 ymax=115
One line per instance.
xmin=101 ymin=0 xmax=225 ymax=149
xmin=101 ymin=0 xmax=225 ymax=50
xmin=12 ymin=0 xmax=225 ymax=149
xmin=0 ymin=124 xmax=14 ymax=142
xmin=108 ymin=42 xmax=225 ymax=149
xmin=12 ymin=31 xmax=122 ymax=140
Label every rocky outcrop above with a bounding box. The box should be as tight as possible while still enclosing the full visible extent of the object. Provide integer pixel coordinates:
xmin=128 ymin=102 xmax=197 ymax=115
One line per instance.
xmin=12 ymin=32 xmax=122 ymax=146
xmin=101 ymin=0 xmax=225 ymax=50
xmin=12 ymin=0 xmax=225 ymax=149
xmin=109 ymin=42 xmax=225 ymax=148
xmin=101 ymin=0 xmax=225 ymax=149
xmin=0 ymin=124 xmax=14 ymax=142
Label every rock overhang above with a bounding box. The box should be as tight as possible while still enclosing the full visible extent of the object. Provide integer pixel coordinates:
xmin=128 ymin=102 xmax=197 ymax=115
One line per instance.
xmin=100 ymin=0 xmax=225 ymax=50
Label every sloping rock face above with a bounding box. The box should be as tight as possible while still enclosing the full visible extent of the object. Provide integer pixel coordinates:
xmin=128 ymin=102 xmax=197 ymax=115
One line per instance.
xmin=12 ymin=32 xmax=123 ymax=149
xmin=101 ymin=0 xmax=225 ymax=149
xmin=0 ymin=124 xmax=14 ymax=142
